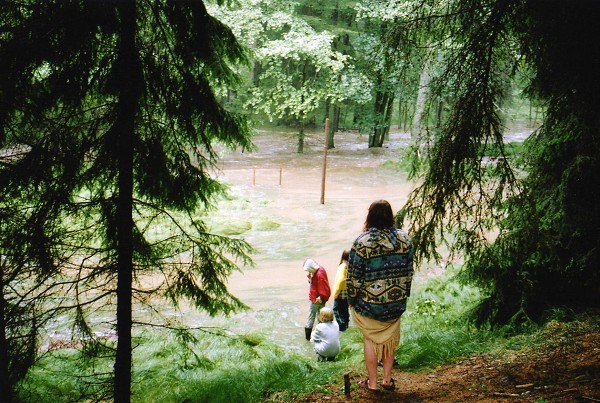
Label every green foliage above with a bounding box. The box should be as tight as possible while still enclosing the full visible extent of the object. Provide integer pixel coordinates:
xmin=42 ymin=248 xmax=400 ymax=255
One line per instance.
xmin=479 ymin=141 xmax=525 ymax=158
xmin=246 ymin=30 xmax=356 ymax=124
xmin=20 ymin=348 xmax=114 ymax=401
xmin=466 ymin=106 xmax=600 ymax=327
xmin=413 ymin=298 xmax=447 ymax=318
xmin=393 ymin=266 xmax=489 ymax=370
xmin=390 ymin=0 xmax=600 ymax=326
xmin=19 ymin=327 xmax=348 ymax=403
xmin=1 ymin=1 xmax=254 ymax=399
xmin=210 ymin=0 xmax=373 ymax=146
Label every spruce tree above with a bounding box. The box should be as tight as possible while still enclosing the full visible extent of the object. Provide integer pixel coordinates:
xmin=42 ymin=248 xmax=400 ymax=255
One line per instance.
xmin=389 ymin=0 xmax=600 ymax=325
xmin=1 ymin=1 xmax=253 ymax=401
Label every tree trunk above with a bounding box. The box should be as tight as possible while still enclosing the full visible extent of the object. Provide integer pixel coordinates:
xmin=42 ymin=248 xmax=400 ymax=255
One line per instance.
xmin=114 ymin=2 xmax=139 ymax=402
xmin=370 ymin=90 xmax=395 ymax=148
xmin=297 ymin=119 xmax=305 ymax=153
xmin=328 ymin=104 xmax=340 ymax=149
xmin=252 ymin=61 xmax=262 ymax=86
xmin=398 ymin=101 xmax=404 ymax=130
xmin=324 ymin=98 xmax=334 ymax=148
xmin=411 ymin=49 xmax=433 ymax=141
xmin=0 ymin=270 xmax=12 ymax=402
xmin=383 ymin=95 xmax=394 ymax=141
xmin=369 ymin=90 xmax=384 ymax=147
xmin=399 ymin=100 xmax=411 ymax=132
xmin=436 ymin=99 xmax=444 ymax=127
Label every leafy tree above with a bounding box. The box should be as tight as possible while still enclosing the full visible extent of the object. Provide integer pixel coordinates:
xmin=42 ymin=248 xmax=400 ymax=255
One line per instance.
xmin=1 ymin=1 xmax=252 ymax=401
xmin=390 ymin=0 xmax=600 ymax=325
xmin=294 ymin=0 xmax=361 ymax=145
xmin=211 ymin=0 xmax=371 ymax=152
xmin=353 ymin=0 xmax=423 ymax=147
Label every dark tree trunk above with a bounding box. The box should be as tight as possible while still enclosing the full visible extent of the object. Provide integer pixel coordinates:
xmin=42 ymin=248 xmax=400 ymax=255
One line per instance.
xmin=252 ymin=61 xmax=262 ymax=86
xmin=328 ymin=104 xmax=340 ymax=149
xmin=324 ymin=98 xmax=333 ymax=148
xmin=297 ymin=119 xmax=305 ymax=153
xmin=399 ymin=100 xmax=411 ymax=132
xmin=436 ymin=99 xmax=444 ymax=127
xmin=370 ymin=90 xmax=394 ymax=148
xmin=0 ymin=270 xmax=12 ymax=402
xmin=114 ymin=2 xmax=139 ymax=402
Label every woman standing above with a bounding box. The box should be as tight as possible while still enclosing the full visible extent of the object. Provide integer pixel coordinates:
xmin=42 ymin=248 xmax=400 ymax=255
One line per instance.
xmin=331 ymin=250 xmax=350 ymax=331
xmin=347 ymin=200 xmax=414 ymax=391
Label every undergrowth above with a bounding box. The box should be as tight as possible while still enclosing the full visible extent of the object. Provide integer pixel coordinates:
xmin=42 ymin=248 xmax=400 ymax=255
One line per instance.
xmin=17 ymin=266 xmax=595 ymax=402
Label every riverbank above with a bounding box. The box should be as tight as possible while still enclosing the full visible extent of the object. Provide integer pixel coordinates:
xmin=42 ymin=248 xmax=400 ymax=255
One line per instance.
xmin=300 ymin=312 xmax=600 ymax=402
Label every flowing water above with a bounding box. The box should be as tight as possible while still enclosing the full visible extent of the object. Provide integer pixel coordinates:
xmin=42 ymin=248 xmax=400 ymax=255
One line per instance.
xmin=42 ymin=126 xmax=533 ymax=355
xmin=184 ymin=126 xmax=533 ymax=354
xmin=180 ymin=128 xmax=416 ymax=354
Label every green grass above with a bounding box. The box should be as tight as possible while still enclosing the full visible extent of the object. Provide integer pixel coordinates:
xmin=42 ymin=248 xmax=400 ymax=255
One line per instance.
xmin=479 ymin=141 xmax=526 ymax=158
xmin=18 ymin=266 xmax=595 ymax=402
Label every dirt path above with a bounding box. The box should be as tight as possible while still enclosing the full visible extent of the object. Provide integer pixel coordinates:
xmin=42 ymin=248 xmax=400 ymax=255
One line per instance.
xmin=302 ymin=322 xmax=600 ymax=402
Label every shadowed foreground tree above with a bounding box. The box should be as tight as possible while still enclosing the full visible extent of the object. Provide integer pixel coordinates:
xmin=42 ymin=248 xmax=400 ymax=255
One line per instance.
xmin=0 ymin=205 xmax=48 ymax=402
xmin=390 ymin=0 xmax=600 ymax=326
xmin=1 ymin=1 xmax=253 ymax=401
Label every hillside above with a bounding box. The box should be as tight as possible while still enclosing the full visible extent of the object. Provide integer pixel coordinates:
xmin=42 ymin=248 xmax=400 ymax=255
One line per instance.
xmin=301 ymin=316 xmax=600 ymax=402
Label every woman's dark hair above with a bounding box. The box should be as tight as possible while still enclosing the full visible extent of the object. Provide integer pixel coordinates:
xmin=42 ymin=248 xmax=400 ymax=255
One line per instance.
xmin=340 ymin=249 xmax=350 ymax=264
xmin=364 ymin=200 xmax=394 ymax=230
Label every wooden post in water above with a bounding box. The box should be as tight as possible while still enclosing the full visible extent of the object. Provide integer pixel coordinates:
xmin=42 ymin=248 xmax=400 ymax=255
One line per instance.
xmin=279 ymin=167 xmax=282 ymax=185
xmin=320 ymin=118 xmax=329 ymax=204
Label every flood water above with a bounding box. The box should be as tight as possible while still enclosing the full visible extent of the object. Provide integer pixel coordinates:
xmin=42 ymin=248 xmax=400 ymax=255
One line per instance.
xmin=175 ymin=126 xmax=534 ymax=355
xmin=180 ymin=128 xmax=417 ymax=354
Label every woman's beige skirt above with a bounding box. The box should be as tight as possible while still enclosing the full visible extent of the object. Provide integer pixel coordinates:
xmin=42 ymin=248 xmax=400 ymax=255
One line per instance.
xmin=351 ymin=308 xmax=401 ymax=361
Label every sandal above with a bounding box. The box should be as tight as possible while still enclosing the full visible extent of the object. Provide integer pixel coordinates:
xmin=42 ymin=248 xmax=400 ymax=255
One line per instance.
xmin=382 ymin=378 xmax=396 ymax=391
xmin=357 ymin=378 xmax=378 ymax=391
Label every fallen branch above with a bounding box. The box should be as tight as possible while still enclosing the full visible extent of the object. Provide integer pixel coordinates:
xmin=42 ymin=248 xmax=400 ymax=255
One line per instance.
xmin=493 ymin=392 xmax=520 ymax=397
xmin=545 ymin=388 xmax=578 ymax=399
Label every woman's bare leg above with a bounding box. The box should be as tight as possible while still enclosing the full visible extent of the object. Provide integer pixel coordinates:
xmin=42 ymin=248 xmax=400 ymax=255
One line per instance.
xmin=382 ymin=347 xmax=394 ymax=385
xmin=363 ymin=337 xmax=378 ymax=389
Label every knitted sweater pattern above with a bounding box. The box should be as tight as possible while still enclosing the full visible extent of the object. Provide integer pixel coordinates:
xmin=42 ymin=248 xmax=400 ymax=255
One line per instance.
xmin=347 ymin=227 xmax=414 ymax=321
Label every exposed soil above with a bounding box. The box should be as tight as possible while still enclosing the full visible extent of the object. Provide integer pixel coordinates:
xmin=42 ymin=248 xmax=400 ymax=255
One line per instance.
xmin=300 ymin=321 xmax=600 ymax=403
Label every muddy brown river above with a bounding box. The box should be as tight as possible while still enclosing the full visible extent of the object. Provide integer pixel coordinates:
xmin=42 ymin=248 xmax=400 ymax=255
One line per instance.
xmin=178 ymin=128 xmax=416 ymax=353
xmin=167 ymin=126 xmax=532 ymax=354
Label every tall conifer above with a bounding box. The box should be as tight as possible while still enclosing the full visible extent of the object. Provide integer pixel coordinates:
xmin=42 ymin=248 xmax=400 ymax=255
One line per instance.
xmin=388 ymin=0 xmax=600 ymax=325
xmin=0 ymin=1 xmax=253 ymax=400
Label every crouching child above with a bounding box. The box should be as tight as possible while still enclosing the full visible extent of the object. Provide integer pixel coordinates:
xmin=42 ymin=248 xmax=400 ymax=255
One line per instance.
xmin=310 ymin=307 xmax=340 ymax=361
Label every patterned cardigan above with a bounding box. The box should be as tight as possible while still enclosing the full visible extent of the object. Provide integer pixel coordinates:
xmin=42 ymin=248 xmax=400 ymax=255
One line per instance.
xmin=347 ymin=227 xmax=414 ymax=321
